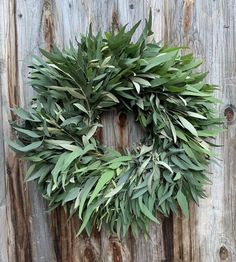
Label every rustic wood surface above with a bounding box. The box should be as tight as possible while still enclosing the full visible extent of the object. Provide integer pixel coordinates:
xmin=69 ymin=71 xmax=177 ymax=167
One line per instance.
xmin=0 ymin=0 xmax=235 ymax=261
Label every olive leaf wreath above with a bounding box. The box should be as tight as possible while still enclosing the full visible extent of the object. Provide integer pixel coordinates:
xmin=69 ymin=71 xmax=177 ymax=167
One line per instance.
xmin=9 ymin=13 xmax=223 ymax=238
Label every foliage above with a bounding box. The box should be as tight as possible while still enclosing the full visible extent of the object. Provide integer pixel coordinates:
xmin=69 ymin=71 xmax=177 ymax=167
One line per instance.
xmin=9 ymin=14 xmax=223 ymax=238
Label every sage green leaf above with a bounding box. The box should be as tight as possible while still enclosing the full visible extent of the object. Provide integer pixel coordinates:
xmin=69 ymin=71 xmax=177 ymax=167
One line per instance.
xmin=143 ymin=50 xmax=178 ymax=72
xmin=79 ymin=177 xmax=98 ymax=219
xmin=11 ymin=108 xmax=40 ymax=122
xmin=186 ymin=111 xmax=206 ymax=119
xmin=13 ymin=127 xmax=41 ymax=138
xmin=130 ymin=77 xmax=151 ymax=87
xmin=26 ymin=164 xmax=52 ymax=182
xmin=158 ymin=161 xmax=173 ymax=174
xmin=176 ymin=190 xmax=189 ymax=217
xmin=176 ymin=129 xmax=188 ymax=142
xmin=77 ymin=204 xmax=95 ymax=236
xmin=62 ymin=187 xmax=81 ymax=205
xmin=178 ymin=116 xmax=198 ymax=137
xmin=8 ymin=140 xmax=43 ymax=152
xmin=86 ymin=125 xmax=97 ymax=140
xmin=51 ymin=152 xmax=68 ymax=185
xmin=88 ymin=170 xmax=115 ymax=205
xmin=107 ymin=155 xmax=132 ymax=164
xmin=169 ymin=119 xmax=177 ymax=143
xmin=74 ymin=103 xmax=89 ymax=115
xmin=138 ymin=197 xmax=159 ymax=223
xmin=105 ymin=184 xmax=124 ymax=198
xmin=132 ymin=81 xmax=140 ymax=93
xmin=105 ymin=93 xmax=119 ymax=103
xmin=150 ymin=77 xmax=168 ymax=87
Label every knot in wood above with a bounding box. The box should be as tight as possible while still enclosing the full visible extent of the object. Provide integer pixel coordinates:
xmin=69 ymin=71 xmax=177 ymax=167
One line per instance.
xmin=224 ymin=106 xmax=235 ymax=123
xmin=118 ymin=112 xmax=127 ymax=128
xmin=219 ymin=245 xmax=229 ymax=260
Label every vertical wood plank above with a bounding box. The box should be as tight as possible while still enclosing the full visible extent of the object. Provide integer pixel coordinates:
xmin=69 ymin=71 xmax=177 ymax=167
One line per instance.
xmin=1 ymin=0 xmax=34 ymax=261
xmin=162 ymin=0 xmax=236 ymax=261
xmin=0 ymin=0 xmax=9 ymax=261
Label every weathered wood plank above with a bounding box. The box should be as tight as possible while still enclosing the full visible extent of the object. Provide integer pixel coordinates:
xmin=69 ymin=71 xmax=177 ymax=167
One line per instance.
xmin=0 ymin=1 xmax=9 ymax=261
xmin=1 ymin=1 xmax=34 ymax=261
xmin=163 ymin=1 xmax=236 ymax=261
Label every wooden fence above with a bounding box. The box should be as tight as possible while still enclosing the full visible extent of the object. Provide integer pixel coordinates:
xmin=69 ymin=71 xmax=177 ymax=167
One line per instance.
xmin=0 ymin=0 xmax=235 ymax=261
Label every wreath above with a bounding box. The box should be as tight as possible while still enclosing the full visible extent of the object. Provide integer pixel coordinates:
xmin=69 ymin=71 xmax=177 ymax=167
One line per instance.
xmin=9 ymin=14 xmax=223 ymax=238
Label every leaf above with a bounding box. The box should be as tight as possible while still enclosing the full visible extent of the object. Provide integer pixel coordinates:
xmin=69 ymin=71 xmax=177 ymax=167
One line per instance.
xmin=93 ymin=73 xmax=107 ymax=81
xmin=138 ymin=144 xmax=153 ymax=156
xmin=176 ymin=190 xmax=189 ymax=217
xmin=62 ymin=144 xmax=94 ymax=171
xmin=78 ymin=177 xmax=98 ymax=219
xmin=62 ymin=187 xmax=81 ymax=205
xmin=130 ymin=77 xmax=151 ymax=87
xmin=158 ymin=161 xmax=173 ymax=174
xmin=13 ymin=127 xmax=41 ymax=138
xmin=105 ymin=184 xmax=124 ymax=198
xmin=11 ymin=108 xmax=40 ymax=122
xmin=26 ymin=164 xmax=52 ymax=182
xmin=105 ymin=92 xmax=119 ymax=103
xmin=107 ymin=155 xmax=132 ymax=164
xmin=47 ymin=86 xmax=85 ymax=99
xmin=77 ymin=204 xmax=95 ymax=235
xmin=88 ymin=170 xmax=115 ymax=205
xmin=138 ymin=197 xmax=159 ymax=223
xmin=86 ymin=125 xmax=97 ymax=140
xmin=74 ymin=103 xmax=89 ymax=115
xmin=150 ymin=77 xmax=168 ymax=87
xmin=143 ymin=50 xmax=178 ymax=72
xmin=173 ymin=172 xmax=182 ymax=181
xmin=132 ymin=81 xmax=140 ymax=93
xmin=8 ymin=140 xmax=43 ymax=152
xmin=186 ymin=111 xmax=206 ymax=119
xmin=132 ymin=188 xmax=148 ymax=199
xmin=178 ymin=116 xmax=198 ymax=137
xmin=169 ymin=119 xmax=177 ymax=143
xmin=51 ymin=152 xmax=68 ymax=185
xmin=176 ymin=129 xmax=188 ymax=142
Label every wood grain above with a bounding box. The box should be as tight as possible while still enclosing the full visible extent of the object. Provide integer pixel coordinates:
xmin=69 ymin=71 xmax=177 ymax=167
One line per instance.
xmin=0 ymin=0 xmax=235 ymax=261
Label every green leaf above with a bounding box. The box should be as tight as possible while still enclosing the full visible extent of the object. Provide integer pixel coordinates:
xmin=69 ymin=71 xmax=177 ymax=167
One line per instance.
xmin=130 ymin=77 xmax=151 ymax=87
xmin=105 ymin=184 xmax=124 ymax=198
xmin=178 ymin=116 xmax=198 ymax=137
xmin=176 ymin=190 xmax=189 ymax=217
xmin=86 ymin=125 xmax=98 ymax=140
xmin=150 ymin=77 xmax=168 ymax=87
xmin=13 ymin=127 xmax=41 ymax=138
xmin=78 ymin=177 xmax=98 ymax=219
xmin=11 ymin=108 xmax=40 ymax=122
xmin=51 ymin=152 xmax=68 ymax=185
xmin=105 ymin=92 xmax=119 ymax=103
xmin=186 ymin=111 xmax=207 ymax=119
xmin=77 ymin=204 xmax=95 ymax=236
xmin=88 ymin=170 xmax=115 ymax=205
xmin=143 ymin=50 xmax=178 ymax=72
xmin=26 ymin=164 xmax=52 ymax=182
xmin=158 ymin=161 xmax=173 ymax=174
xmin=62 ymin=187 xmax=81 ymax=205
xmin=8 ymin=140 xmax=43 ymax=152
xmin=173 ymin=172 xmax=182 ymax=181
xmin=74 ymin=103 xmax=89 ymax=115
xmin=169 ymin=119 xmax=177 ymax=143
xmin=138 ymin=197 xmax=159 ymax=223
xmin=107 ymin=155 xmax=132 ymax=164
xmin=132 ymin=81 xmax=140 ymax=93
xmin=176 ymin=129 xmax=188 ymax=142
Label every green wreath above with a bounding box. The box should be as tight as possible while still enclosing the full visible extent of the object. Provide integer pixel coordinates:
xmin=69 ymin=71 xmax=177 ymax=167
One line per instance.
xmin=9 ymin=14 xmax=223 ymax=238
